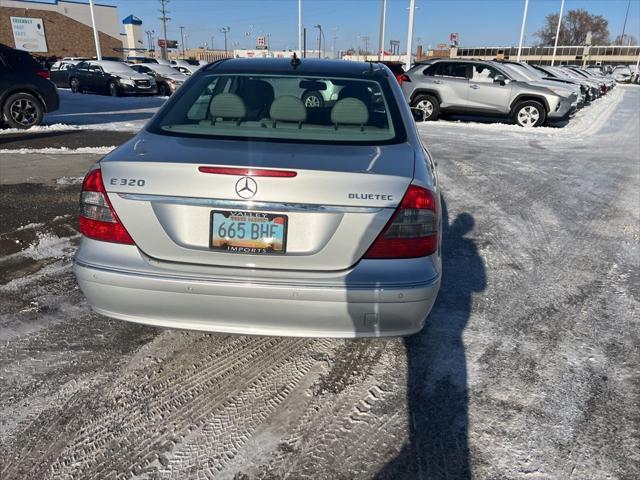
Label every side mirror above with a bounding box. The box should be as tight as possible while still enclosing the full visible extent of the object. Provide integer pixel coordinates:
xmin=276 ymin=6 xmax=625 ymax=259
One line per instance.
xmin=494 ymin=74 xmax=508 ymax=85
xmin=410 ymin=107 xmax=426 ymax=122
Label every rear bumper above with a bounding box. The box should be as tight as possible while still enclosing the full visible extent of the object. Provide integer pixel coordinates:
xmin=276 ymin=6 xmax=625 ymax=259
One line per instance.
xmin=74 ymin=240 xmax=441 ymax=338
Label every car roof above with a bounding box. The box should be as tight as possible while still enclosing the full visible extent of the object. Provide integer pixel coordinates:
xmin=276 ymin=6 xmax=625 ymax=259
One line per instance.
xmin=204 ymin=58 xmax=388 ymax=78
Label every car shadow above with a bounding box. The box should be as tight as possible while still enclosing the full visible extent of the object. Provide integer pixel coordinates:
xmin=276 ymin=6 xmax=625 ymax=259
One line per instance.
xmin=374 ymin=199 xmax=486 ymax=479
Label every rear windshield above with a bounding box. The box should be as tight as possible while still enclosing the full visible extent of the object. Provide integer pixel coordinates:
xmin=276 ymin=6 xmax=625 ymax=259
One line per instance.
xmin=148 ymin=73 xmax=404 ymax=145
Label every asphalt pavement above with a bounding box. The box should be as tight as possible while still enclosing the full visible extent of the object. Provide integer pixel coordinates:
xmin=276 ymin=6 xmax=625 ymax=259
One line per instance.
xmin=0 ymin=87 xmax=638 ymax=480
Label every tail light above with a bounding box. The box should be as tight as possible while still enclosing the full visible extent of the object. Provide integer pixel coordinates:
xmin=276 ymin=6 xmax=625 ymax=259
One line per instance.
xmin=364 ymin=184 xmax=439 ymax=259
xmin=79 ymin=168 xmax=134 ymax=244
xmin=396 ymin=73 xmax=410 ymax=85
xmin=36 ymin=69 xmax=50 ymax=80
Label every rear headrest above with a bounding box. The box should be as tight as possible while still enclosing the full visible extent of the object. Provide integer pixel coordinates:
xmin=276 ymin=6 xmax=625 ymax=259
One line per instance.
xmin=210 ymin=93 xmax=246 ymax=120
xmin=269 ymin=96 xmax=307 ymax=123
xmin=330 ymin=98 xmax=369 ymax=126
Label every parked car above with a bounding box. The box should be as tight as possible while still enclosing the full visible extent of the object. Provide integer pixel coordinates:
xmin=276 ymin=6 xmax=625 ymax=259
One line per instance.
xmin=171 ymin=59 xmax=202 ymax=76
xmin=496 ymin=62 xmax=581 ymax=111
xmin=612 ymin=65 xmax=633 ymax=84
xmin=498 ymin=60 xmax=586 ymax=108
xmin=534 ymin=65 xmax=600 ymax=102
xmin=562 ymin=66 xmax=610 ymax=95
xmin=68 ymin=60 xmax=157 ymax=96
xmin=73 ymin=58 xmax=442 ymax=338
xmin=49 ymin=60 xmax=82 ymax=88
xmin=380 ymin=61 xmax=408 ymax=85
xmin=0 ymin=43 xmax=59 ymax=129
xmin=402 ymin=59 xmax=571 ymax=127
xmin=129 ymin=63 xmax=188 ymax=96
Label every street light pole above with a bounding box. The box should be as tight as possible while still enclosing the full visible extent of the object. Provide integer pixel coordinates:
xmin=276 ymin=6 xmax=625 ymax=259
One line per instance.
xmin=378 ymin=0 xmax=387 ymax=61
xmin=298 ymin=0 xmax=302 ymax=55
xmin=219 ymin=26 xmax=231 ymax=54
xmin=179 ymin=26 xmax=185 ymax=57
xmin=88 ymin=0 xmax=102 ymax=60
xmin=620 ymin=0 xmax=631 ymax=45
xmin=551 ymin=0 xmax=565 ymax=66
xmin=314 ymin=24 xmax=324 ymax=58
xmin=405 ymin=0 xmax=415 ymax=70
xmin=517 ymin=0 xmax=529 ymax=61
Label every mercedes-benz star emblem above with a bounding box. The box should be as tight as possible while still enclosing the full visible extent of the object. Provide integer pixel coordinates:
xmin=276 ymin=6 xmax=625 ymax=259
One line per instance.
xmin=235 ymin=176 xmax=258 ymax=199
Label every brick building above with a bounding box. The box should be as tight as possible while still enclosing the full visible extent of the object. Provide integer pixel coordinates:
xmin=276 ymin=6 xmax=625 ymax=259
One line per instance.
xmin=0 ymin=0 xmax=123 ymax=59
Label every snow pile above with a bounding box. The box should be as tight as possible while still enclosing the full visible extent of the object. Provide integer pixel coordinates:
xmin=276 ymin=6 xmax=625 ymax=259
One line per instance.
xmin=418 ymin=86 xmax=624 ymax=139
xmin=0 ymin=146 xmax=116 ymax=155
xmin=20 ymin=232 xmax=75 ymax=261
xmin=56 ymin=176 xmax=85 ymax=185
xmin=0 ymin=123 xmax=80 ymax=136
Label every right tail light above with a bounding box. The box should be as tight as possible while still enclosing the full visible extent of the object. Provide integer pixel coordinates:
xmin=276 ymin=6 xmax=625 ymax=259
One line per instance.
xmin=364 ymin=184 xmax=439 ymax=259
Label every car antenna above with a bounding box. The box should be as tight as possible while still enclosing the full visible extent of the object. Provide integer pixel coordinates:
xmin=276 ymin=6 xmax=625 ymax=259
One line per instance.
xmin=291 ymin=52 xmax=301 ymax=68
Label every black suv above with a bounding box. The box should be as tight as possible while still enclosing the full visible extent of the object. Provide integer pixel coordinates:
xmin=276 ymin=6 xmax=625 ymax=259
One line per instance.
xmin=0 ymin=44 xmax=59 ymax=129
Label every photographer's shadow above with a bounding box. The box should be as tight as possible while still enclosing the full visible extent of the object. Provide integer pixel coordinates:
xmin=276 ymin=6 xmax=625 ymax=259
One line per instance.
xmin=377 ymin=201 xmax=486 ymax=479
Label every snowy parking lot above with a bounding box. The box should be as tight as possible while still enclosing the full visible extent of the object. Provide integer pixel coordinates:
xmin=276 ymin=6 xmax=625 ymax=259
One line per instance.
xmin=0 ymin=86 xmax=638 ymax=479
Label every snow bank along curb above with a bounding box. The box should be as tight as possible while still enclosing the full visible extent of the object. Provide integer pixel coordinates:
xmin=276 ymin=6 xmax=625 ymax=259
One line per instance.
xmin=0 ymin=146 xmax=116 ymax=155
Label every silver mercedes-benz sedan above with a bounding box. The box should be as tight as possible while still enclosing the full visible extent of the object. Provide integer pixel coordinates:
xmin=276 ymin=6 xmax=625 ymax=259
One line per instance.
xmin=73 ymin=58 xmax=441 ymax=338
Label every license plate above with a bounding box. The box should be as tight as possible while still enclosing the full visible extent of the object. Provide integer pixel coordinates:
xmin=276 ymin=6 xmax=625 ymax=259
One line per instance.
xmin=210 ymin=210 xmax=287 ymax=255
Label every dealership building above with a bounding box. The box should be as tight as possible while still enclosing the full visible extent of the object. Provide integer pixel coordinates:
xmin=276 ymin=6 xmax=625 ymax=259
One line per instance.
xmin=0 ymin=0 xmax=142 ymax=59
xmin=451 ymin=45 xmax=639 ymax=66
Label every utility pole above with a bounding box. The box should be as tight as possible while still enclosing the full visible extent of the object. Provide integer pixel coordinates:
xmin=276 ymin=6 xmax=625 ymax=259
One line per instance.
xmin=219 ymin=26 xmax=231 ymax=54
xmin=158 ymin=0 xmax=170 ymax=60
xmin=405 ymin=0 xmax=415 ymax=70
xmin=362 ymin=35 xmax=370 ymax=56
xmin=620 ymin=0 xmax=631 ymax=45
xmin=210 ymin=35 xmax=214 ymax=51
xmin=298 ymin=0 xmax=302 ymax=55
xmin=517 ymin=0 xmax=529 ymax=61
xmin=303 ymin=27 xmax=307 ymax=58
xmin=551 ymin=0 xmax=565 ymax=66
xmin=378 ymin=0 xmax=387 ymax=61
xmin=179 ymin=26 xmax=185 ymax=57
xmin=88 ymin=0 xmax=102 ymax=60
xmin=332 ymin=26 xmax=338 ymax=59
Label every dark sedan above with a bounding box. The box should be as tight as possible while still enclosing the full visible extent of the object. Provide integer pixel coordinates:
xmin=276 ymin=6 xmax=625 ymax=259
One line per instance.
xmin=68 ymin=60 xmax=157 ymax=96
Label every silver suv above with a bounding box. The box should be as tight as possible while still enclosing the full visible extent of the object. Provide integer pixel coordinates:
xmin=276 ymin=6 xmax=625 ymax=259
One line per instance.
xmin=402 ymin=59 xmax=573 ymax=127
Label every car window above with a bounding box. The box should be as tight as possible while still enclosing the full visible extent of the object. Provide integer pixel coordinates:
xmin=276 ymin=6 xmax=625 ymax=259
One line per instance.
xmin=422 ymin=64 xmax=438 ymax=76
xmin=149 ymin=74 xmax=404 ymax=145
xmin=434 ymin=63 xmax=468 ymax=79
xmin=76 ymin=62 xmax=89 ymax=71
xmin=0 ymin=49 xmax=40 ymax=70
xmin=471 ymin=64 xmax=503 ymax=82
xmin=89 ymin=65 xmax=102 ymax=73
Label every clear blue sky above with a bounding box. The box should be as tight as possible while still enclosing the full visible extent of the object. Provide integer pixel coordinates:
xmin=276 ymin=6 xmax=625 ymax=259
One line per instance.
xmin=97 ymin=0 xmax=640 ymax=51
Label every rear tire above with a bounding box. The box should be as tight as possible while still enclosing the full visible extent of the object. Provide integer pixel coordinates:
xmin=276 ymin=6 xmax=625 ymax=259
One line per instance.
xmin=2 ymin=92 xmax=45 ymax=129
xmin=70 ymin=77 xmax=81 ymax=93
xmin=513 ymin=100 xmax=546 ymax=128
xmin=158 ymin=83 xmax=171 ymax=96
xmin=302 ymin=91 xmax=324 ymax=108
xmin=108 ymin=81 xmax=120 ymax=97
xmin=411 ymin=94 xmax=440 ymax=121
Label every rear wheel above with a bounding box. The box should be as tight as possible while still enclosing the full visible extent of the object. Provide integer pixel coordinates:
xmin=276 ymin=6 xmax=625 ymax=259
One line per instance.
xmin=302 ymin=91 xmax=324 ymax=108
xmin=513 ymin=100 xmax=546 ymax=128
xmin=108 ymin=81 xmax=120 ymax=97
xmin=70 ymin=77 xmax=81 ymax=93
xmin=2 ymin=92 xmax=45 ymax=129
xmin=158 ymin=83 xmax=171 ymax=96
xmin=411 ymin=94 xmax=440 ymax=121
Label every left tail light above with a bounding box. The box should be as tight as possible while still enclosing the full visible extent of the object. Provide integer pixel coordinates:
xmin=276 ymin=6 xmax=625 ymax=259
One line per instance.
xmin=36 ymin=69 xmax=50 ymax=80
xmin=364 ymin=184 xmax=439 ymax=259
xmin=396 ymin=73 xmax=410 ymax=85
xmin=79 ymin=168 xmax=134 ymax=244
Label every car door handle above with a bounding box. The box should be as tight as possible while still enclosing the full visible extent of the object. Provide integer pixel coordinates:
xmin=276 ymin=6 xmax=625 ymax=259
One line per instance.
xmin=470 ymin=84 xmax=480 ymax=89
xmin=433 ymin=80 xmax=442 ymax=84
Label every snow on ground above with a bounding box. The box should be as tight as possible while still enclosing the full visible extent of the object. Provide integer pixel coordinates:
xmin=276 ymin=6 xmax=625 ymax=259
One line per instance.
xmin=418 ymin=85 xmax=627 ymax=140
xmin=42 ymin=89 xmax=165 ymax=132
xmin=0 ymin=146 xmax=116 ymax=155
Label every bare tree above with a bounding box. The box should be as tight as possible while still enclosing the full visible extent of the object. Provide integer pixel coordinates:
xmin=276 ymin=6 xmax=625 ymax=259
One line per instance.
xmin=535 ymin=9 xmax=610 ymax=46
xmin=614 ymin=33 xmax=637 ymax=46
